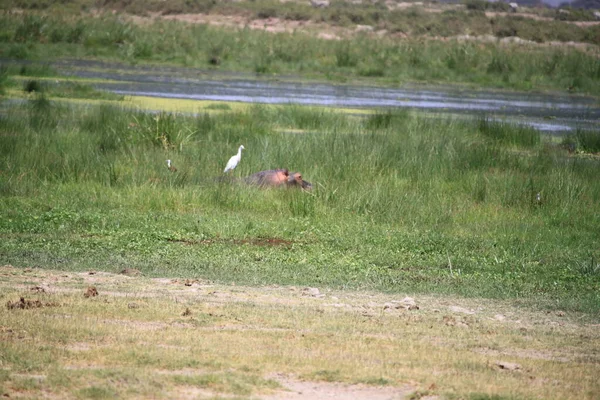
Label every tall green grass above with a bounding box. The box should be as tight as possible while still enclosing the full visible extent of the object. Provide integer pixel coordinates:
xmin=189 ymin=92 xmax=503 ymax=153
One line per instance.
xmin=576 ymin=129 xmax=600 ymax=153
xmin=478 ymin=118 xmax=540 ymax=148
xmin=1 ymin=11 xmax=599 ymax=94
xmin=1 ymin=100 xmax=599 ymax=313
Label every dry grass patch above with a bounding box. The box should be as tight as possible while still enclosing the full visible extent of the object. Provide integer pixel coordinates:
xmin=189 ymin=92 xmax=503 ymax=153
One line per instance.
xmin=0 ymin=265 xmax=599 ymax=399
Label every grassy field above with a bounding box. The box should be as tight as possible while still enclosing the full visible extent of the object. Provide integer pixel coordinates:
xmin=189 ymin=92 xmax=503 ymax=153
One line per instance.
xmin=1 ymin=84 xmax=599 ymax=315
xmin=1 ymin=3 xmax=600 ymax=392
xmin=0 ymin=8 xmax=599 ymax=94
xmin=1 ymin=42 xmax=600 ymax=398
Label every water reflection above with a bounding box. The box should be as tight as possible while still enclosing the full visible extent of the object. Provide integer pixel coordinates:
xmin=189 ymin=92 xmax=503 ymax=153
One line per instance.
xmin=5 ymin=58 xmax=600 ymax=133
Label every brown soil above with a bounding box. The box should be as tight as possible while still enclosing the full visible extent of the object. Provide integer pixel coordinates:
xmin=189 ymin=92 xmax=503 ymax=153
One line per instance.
xmin=265 ymin=374 xmax=420 ymax=400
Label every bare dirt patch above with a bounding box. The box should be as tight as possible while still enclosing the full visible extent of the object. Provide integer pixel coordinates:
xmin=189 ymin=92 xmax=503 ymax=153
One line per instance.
xmin=265 ymin=374 xmax=420 ymax=400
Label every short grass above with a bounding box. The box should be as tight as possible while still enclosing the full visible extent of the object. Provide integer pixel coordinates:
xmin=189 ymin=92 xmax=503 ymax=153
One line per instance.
xmin=1 ymin=96 xmax=599 ymax=316
xmin=1 ymin=10 xmax=599 ymax=94
xmin=0 ymin=266 xmax=598 ymax=399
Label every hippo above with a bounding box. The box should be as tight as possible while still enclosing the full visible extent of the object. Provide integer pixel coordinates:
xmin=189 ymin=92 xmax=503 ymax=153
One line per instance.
xmin=244 ymin=169 xmax=290 ymax=187
xmin=287 ymin=172 xmax=313 ymax=191
xmin=244 ymin=169 xmax=312 ymax=190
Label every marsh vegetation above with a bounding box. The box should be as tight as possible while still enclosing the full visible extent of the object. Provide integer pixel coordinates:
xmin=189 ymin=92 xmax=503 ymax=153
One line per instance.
xmin=1 ymin=92 xmax=599 ymax=315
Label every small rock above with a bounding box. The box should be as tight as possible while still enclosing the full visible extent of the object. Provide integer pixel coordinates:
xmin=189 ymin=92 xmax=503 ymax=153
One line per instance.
xmin=392 ymin=297 xmax=419 ymax=310
xmin=128 ymin=302 xmax=139 ymax=309
xmin=302 ymin=287 xmax=323 ymax=297
xmin=494 ymin=314 xmax=506 ymax=321
xmin=495 ymin=361 xmax=521 ymax=371
xmin=310 ymin=0 xmax=330 ymax=8
xmin=355 ymin=24 xmax=374 ymax=32
xmin=556 ymin=311 xmax=565 ymax=317
xmin=449 ymin=306 xmax=475 ymax=315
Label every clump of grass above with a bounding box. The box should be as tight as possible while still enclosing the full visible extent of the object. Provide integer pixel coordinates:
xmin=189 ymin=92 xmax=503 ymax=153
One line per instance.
xmin=18 ymin=63 xmax=55 ymax=77
xmin=0 ymin=65 xmax=8 ymax=95
xmin=23 ymin=79 xmax=43 ymax=93
xmin=363 ymin=109 xmax=409 ymax=130
xmin=575 ymin=129 xmax=600 ymax=153
xmin=578 ymin=255 xmax=600 ymax=277
xmin=477 ymin=118 xmax=540 ymax=148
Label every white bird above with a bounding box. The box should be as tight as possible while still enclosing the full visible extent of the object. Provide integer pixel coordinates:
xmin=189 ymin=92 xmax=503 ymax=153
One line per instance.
xmin=223 ymin=145 xmax=245 ymax=173
xmin=166 ymin=159 xmax=177 ymax=172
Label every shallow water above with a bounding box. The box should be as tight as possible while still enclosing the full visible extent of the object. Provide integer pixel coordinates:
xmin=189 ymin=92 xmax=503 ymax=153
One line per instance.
xmin=12 ymin=59 xmax=600 ymax=133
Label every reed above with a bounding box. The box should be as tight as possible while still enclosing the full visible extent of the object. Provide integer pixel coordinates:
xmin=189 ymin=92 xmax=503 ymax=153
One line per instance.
xmin=1 ymin=100 xmax=598 ymax=313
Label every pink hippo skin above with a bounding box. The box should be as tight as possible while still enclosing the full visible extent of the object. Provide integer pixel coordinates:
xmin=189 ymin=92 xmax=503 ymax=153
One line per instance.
xmin=244 ymin=169 xmax=290 ymax=187
xmin=244 ymin=169 xmax=313 ymax=190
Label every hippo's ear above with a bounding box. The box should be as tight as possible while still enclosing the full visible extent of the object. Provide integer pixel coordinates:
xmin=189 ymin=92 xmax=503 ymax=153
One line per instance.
xmin=283 ymin=169 xmax=289 ymax=176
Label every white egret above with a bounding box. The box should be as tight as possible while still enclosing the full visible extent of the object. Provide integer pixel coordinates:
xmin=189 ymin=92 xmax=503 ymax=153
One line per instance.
xmin=223 ymin=145 xmax=245 ymax=173
xmin=166 ymin=159 xmax=177 ymax=172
